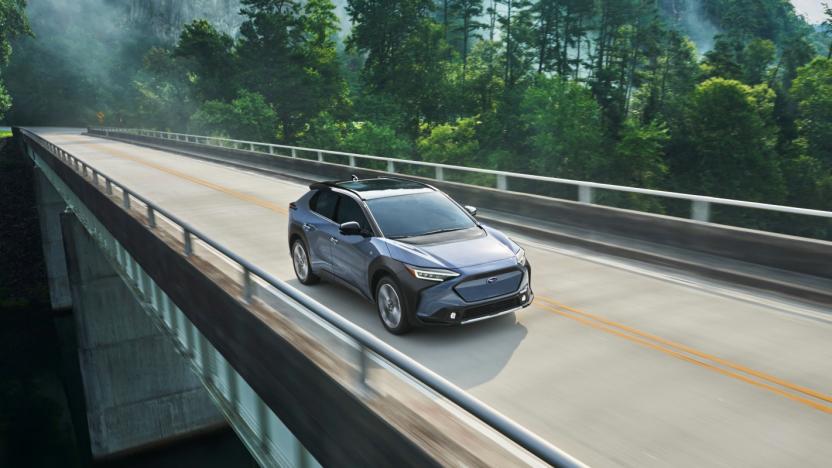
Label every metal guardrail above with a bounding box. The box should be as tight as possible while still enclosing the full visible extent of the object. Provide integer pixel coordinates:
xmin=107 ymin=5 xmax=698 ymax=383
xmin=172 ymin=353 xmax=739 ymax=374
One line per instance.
xmin=21 ymin=128 xmax=586 ymax=467
xmin=93 ymin=127 xmax=832 ymax=227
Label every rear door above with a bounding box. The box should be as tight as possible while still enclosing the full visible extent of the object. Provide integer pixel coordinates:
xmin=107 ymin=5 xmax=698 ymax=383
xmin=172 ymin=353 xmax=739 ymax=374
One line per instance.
xmin=332 ymin=194 xmax=375 ymax=295
xmin=306 ymin=190 xmax=340 ymax=272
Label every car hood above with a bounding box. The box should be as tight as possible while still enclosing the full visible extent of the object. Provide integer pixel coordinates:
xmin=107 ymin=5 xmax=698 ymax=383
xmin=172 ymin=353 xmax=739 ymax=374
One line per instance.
xmin=384 ymin=227 xmax=517 ymax=269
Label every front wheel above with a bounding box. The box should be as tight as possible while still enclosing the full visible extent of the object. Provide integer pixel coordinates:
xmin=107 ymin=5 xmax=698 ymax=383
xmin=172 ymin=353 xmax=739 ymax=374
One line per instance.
xmin=375 ymin=277 xmax=412 ymax=335
xmin=291 ymin=239 xmax=319 ymax=285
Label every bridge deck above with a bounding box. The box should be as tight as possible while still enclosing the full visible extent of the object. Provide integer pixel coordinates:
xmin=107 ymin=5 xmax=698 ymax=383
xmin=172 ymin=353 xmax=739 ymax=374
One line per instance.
xmin=35 ymin=128 xmax=832 ymax=467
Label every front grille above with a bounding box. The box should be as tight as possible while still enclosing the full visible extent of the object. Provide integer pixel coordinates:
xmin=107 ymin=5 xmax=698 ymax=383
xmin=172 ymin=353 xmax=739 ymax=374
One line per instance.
xmin=463 ymin=296 xmax=522 ymax=321
xmin=454 ymin=269 xmax=523 ymax=302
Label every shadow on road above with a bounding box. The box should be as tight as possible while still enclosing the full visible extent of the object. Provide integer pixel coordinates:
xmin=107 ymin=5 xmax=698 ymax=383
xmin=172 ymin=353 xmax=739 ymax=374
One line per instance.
xmin=285 ymin=277 xmax=528 ymax=389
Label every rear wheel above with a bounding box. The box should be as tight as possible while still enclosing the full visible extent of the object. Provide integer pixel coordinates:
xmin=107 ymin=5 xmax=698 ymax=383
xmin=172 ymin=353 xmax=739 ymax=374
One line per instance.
xmin=375 ymin=277 xmax=411 ymax=335
xmin=291 ymin=239 xmax=319 ymax=285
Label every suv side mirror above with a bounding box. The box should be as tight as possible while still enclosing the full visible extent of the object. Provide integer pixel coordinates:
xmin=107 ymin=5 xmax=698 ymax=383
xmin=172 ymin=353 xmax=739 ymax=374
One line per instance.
xmin=339 ymin=221 xmax=363 ymax=236
xmin=464 ymin=205 xmax=478 ymax=217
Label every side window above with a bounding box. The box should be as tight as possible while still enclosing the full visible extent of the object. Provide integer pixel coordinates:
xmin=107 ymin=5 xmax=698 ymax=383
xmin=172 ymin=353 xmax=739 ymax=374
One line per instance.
xmin=335 ymin=195 xmax=370 ymax=230
xmin=310 ymin=190 xmax=338 ymax=221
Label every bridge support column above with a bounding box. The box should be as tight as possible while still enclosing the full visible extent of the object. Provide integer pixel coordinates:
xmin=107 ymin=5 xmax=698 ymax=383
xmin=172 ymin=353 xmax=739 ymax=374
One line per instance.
xmin=60 ymin=212 xmax=223 ymax=458
xmin=33 ymin=168 xmax=72 ymax=310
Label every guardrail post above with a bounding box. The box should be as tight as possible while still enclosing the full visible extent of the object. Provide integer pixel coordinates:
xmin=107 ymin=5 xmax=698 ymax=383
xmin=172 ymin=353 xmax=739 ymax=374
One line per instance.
xmin=435 ymin=166 xmax=444 ymax=181
xmin=317 ymin=150 xmax=324 ymax=162
xmin=183 ymin=229 xmax=193 ymax=256
xmin=387 ymin=160 xmax=395 ymax=173
xmin=578 ymin=185 xmax=594 ymax=204
xmin=291 ymin=148 xmax=296 ymax=158
xmin=269 ymin=145 xmax=275 ymax=155
xmin=248 ymin=143 xmax=254 ymax=152
xmin=147 ymin=206 xmax=156 ymax=228
xmin=349 ymin=155 xmax=356 ymax=167
xmin=92 ymin=170 xmax=99 ymax=186
xmin=105 ymin=179 xmax=113 ymax=195
xmin=243 ymin=268 xmax=254 ymax=303
xmin=496 ymin=174 xmax=508 ymax=190
xmin=357 ymin=344 xmax=368 ymax=390
xmin=122 ymin=192 xmax=131 ymax=210
xmin=691 ymin=200 xmax=711 ymax=222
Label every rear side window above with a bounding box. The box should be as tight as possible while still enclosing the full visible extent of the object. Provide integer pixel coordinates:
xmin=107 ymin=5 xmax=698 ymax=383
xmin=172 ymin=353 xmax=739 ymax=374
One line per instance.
xmin=335 ymin=195 xmax=370 ymax=230
xmin=310 ymin=190 xmax=338 ymax=220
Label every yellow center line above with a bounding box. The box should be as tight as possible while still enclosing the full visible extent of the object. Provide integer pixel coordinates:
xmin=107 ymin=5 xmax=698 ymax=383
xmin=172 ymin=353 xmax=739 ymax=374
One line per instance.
xmin=535 ymin=301 xmax=832 ymax=414
xmin=56 ymin=133 xmax=831 ymax=415
xmin=537 ymin=296 xmax=832 ymax=405
xmin=62 ymin=134 xmax=287 ymax=215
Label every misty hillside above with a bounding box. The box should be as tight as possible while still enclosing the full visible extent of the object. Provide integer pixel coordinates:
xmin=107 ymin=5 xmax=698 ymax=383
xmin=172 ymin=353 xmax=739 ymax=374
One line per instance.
xmin=126 ymin=0 xmax=244 ymax=40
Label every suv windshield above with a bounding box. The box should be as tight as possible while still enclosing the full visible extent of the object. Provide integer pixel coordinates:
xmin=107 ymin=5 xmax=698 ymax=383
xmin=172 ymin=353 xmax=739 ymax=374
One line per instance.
xmin=367 ymin=192 xmax=476 ymax=238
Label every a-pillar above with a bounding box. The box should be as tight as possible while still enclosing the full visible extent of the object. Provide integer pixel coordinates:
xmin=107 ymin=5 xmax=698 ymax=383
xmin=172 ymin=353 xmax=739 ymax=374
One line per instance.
xmin=60 ymin=211 xmax=223 ymax=458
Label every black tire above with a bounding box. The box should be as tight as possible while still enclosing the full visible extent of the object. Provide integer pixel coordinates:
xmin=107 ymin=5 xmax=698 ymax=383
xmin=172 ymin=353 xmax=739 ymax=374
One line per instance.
xmin=291 ymin=239 xmax=319 ymax=285
xmin=375 ymin=277 xmax=412 ymax=335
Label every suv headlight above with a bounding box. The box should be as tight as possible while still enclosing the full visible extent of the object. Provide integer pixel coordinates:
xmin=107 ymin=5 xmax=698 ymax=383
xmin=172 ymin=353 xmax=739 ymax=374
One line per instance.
xmin=405 ymin=265 xmax=460 ymax=282
xmin=515 ymin=248 xmax=526 ymax=266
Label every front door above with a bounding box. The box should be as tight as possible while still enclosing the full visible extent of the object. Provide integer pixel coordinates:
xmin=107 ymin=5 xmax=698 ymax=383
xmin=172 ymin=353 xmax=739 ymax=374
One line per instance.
xmin=332 ymin=194 xmax=375 ymax=295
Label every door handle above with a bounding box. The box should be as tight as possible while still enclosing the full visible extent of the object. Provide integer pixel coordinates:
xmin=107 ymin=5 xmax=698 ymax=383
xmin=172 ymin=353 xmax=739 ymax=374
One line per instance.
xmin=303 ymin=223 xmax=315 ymax=232
xmin=329 ymin=236 xmax=339 ymax=244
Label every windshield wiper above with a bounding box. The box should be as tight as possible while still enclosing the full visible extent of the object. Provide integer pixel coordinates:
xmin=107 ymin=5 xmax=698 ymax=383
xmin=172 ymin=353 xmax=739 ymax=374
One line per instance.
xmin=388 ymin=227 xmax=463 ymax=239
xmin=418 ymin=227 xmax=465 ymax=236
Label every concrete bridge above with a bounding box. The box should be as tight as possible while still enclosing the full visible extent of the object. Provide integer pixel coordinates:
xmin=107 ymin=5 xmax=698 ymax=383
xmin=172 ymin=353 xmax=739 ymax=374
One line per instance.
xmin=15 ymin=127 xmax=832 ymax=467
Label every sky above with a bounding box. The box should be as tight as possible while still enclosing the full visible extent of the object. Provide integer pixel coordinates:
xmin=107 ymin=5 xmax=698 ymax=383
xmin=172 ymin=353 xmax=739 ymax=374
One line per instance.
xmin=792 ymin=0 xmax=827 ymax=23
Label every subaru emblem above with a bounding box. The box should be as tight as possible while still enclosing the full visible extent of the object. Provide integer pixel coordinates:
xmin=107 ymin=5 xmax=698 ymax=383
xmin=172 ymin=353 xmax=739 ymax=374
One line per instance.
xmin=487 ymin=277 xmax=498 ymax=284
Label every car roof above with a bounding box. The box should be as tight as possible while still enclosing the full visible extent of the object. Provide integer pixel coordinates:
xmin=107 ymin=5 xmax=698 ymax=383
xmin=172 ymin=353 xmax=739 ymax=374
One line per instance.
xmin=312 ymin=177 xmax=436 ymax=200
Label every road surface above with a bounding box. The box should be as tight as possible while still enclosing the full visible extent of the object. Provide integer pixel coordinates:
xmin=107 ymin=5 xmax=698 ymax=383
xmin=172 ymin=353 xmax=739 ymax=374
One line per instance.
xmin=31 ymin=128 xmax=832 ymax=467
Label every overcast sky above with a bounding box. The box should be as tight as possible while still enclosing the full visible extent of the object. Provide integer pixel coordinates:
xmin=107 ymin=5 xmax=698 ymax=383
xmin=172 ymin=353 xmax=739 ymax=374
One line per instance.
xmin=792 ymin=0 xmax=827 ymax=23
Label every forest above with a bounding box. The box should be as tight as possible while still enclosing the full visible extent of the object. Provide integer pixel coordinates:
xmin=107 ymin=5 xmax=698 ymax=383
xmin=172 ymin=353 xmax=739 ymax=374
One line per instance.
xmin=1 ymin=0 xmax=831 ymax=237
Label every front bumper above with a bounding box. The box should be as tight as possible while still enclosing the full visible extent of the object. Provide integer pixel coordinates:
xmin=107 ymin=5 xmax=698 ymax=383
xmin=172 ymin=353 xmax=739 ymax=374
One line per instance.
xmin=408 ymin=259 xmax=533 ymax=326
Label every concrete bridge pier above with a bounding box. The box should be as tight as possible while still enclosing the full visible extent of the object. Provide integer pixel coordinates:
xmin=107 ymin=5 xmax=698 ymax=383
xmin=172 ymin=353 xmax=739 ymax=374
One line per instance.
xmin=33 ymin=167 xmax=72 ymax=311
xmin=58 ymin=212 xmax=223 ymax=458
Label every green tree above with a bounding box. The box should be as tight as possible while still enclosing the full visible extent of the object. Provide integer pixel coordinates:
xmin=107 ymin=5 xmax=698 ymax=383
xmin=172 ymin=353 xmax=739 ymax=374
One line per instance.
xmin=342 ymin=121 xmax=413 ymax=158
xmin=236 ymin=0 xmax=345 ymax=140
xmin=346 ymin=0 xmax=435 ymax=90
xmin=702 ymin=35 xmax=743 ymax=81
xmin=174 ymin=20 xmax=237 ymax=102
xmin=791 ymin=58 xmax=832 ymax=167
xmin=449 ymin=0 xmax=484 ymax=80
xmin=823 ymin=3 xmax=832 ymax=59
xmin=521 ymin=78 xmax=604 ymax=179
xmin=297 ymin=111 xmax=345 ymax=148
xmin=612 ymin=119 xmax=668 ymax=188
xmin=133 ymin=48 xmax=194 ymax=130
xmin=778 ymin=36 xmax=816 ymax=89
xmin=740 ymin=38 xmax=775 ymax=85
xmin=676 ymin=78 xmax=784 ymax=202
xmin=0 ymin=0 xmax=31 ymax=119
xmin=189 ymin=90 xmax=278 ymax=142
xmin=417 ymin=116 xmax=480 ymax=165
xmin=636 ymin=31 xmax=698 ymax=124
xmin=347 ymin=0 xmax=451 ymax=129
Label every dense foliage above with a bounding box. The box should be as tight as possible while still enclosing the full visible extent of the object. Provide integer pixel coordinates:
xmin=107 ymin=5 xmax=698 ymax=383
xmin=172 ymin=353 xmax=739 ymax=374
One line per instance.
xmin=3 ymin=0 xmax=832 ymax=236
xmin=0 ymin=0 xmax=30 ymax=118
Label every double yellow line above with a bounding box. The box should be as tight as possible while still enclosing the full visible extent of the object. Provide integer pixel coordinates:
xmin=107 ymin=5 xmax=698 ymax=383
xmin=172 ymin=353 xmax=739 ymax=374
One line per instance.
xmin=60 ymin=133 xmax=832 ymax=415
xmin=62 ymin=134 xmax=288 ymax=215
xmin=536 ymin=297 xmax=832 ymax=414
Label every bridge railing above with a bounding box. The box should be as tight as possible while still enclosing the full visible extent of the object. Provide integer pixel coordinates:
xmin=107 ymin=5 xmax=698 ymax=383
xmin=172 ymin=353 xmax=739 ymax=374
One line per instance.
xmin=92 ymin=127 xmax=832 ymax=232
xmin=22 ymin=128 xmax=585 ymax=468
